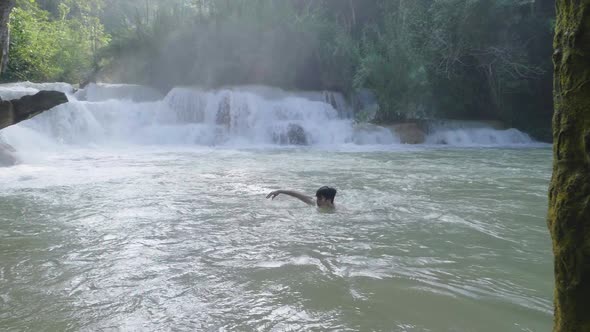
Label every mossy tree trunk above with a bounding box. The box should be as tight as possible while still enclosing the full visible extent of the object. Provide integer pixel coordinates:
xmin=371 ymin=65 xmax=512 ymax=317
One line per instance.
xmin=0 ymin=0 xmax=15 ymax=74
xmin=549 ymin=0 xmax=590 ymax=331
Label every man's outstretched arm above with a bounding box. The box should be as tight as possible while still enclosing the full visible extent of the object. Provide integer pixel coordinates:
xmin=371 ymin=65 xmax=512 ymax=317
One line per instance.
xmin=266 ymin=190 xmax=315 ymax=206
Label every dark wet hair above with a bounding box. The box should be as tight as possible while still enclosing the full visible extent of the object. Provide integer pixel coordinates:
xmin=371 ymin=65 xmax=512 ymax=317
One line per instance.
xmin=316 ymin=186 xmax=337 ymax=203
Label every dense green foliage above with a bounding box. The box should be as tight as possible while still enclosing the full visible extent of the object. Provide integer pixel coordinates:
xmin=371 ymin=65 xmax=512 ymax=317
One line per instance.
xmin=1 ymin=0 xmax=555 ymax=139
xmin=4 ymin=0 xmax=109 ymax=82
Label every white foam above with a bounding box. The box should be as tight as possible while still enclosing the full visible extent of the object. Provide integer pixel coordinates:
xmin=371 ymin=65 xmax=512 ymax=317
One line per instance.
xmin=425 ymin=128 xmax=534 ymax=146
xmin=1 ymin=82 xmax=538 ymax=151
xmin=75 ymin=83 xmax=164 ymax=102
xmin=3 ymin=85 xmax=396 ymax=149
xmin=0 ymin=81 xmax=74 ymax=100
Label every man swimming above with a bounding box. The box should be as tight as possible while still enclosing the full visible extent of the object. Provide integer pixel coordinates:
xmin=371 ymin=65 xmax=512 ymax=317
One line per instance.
xmin=266 ymin=186 xmax=337 ymax=209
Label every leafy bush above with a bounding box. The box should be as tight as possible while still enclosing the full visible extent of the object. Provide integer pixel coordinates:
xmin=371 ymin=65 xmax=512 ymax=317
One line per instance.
xmin=4 ymin=0 xmax=109 ymax=82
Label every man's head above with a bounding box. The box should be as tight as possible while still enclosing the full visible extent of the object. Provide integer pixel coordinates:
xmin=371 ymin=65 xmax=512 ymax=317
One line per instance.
xmin=316 ymin=186 xmax=337 ymax=207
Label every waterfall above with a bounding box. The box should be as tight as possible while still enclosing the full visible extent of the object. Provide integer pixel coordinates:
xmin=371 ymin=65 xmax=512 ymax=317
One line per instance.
xmin=0 ymin=82 xmax=538 ymax=149
xmin=0 ymin=83 xmax=396 ymax=148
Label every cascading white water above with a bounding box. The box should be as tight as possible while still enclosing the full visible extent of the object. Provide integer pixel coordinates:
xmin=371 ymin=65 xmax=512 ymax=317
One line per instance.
xmin=74 ymin=83 xmax=164 ymax=102
xmin=425 ymin=128 xmax=534 ymax=146
xmin=424 ymin=121 xmax=535 ymax=146
xmin=0 ymin=82 xmax=539 ymax=150
xmin=0 ymin=81 xmax=74 ymax=100
xmin=1 ymin=83 xmax=397 ymax=148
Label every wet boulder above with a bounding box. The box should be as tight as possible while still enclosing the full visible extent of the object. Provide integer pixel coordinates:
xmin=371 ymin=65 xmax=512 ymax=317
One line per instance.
xmin=287 ymin=123 xmax=308 ymax=145
xmin=273 ymin=123 xmax=309 ymax=145
xmin=0 ymin=90 xmax=68 ymax=130
xmin=0 ymin=99 xmax=13 ymax=129
xmin=387 ymin=123 xmax=426 ymax=144
xmin=0 ymin=90 xmax=67 ymax=166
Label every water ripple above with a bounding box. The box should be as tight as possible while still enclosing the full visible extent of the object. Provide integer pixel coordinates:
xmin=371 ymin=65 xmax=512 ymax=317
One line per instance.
xmin=0 ymin=147 xmax=553 ymax=331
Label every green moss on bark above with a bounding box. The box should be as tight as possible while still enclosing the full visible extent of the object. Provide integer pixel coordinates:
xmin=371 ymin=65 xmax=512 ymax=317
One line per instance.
xmin=549 ymin=1 xmax=590 ymax=331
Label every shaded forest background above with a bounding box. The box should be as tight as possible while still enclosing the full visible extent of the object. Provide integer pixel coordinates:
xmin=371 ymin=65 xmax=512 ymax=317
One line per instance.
xmin=2 ymin=0 xmax=555 ymax=140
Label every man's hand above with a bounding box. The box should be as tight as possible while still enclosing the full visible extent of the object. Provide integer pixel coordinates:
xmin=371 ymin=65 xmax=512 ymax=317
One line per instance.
xmin=266 ymin=190 xmax=282 ymax=200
